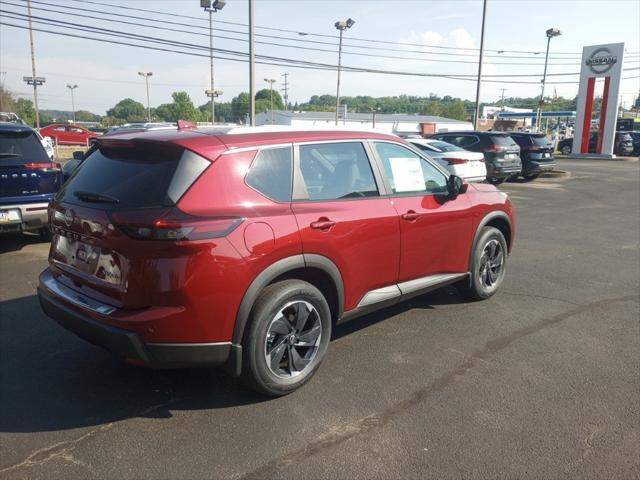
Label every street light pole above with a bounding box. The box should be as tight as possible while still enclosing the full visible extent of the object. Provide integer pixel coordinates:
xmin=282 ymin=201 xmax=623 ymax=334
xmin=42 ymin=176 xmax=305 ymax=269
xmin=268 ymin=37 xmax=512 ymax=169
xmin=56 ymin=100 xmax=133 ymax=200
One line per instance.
xmin=249 ymin=0 xmax=256 ymax=125
xmin=200 ymin=0 xmax=225 ymax=124
xmin=264 ymin=78 xmax=276 ymax=124
xmin=334 ymin=18 xmax=355 ymax=126
xmin=26 ymin=0 xmax=42 ymax=128
xmin=66 ymin=84 xmax=78 ymax=123
xmin=137 ymin=72 xmax=153 ymax=122
xmin=536 ymin=28 xmax=562 ymax=132
xmin=473 ymin=0 xmax=487 ymax=130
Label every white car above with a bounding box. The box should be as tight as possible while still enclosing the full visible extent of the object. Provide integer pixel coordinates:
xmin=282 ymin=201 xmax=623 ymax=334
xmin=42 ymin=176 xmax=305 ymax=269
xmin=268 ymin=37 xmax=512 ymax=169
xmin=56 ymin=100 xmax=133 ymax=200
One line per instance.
xmin=35 ymin=130 xmax=55 ymax=160
xmin=409 ymin=138 xmax=487 ymax=183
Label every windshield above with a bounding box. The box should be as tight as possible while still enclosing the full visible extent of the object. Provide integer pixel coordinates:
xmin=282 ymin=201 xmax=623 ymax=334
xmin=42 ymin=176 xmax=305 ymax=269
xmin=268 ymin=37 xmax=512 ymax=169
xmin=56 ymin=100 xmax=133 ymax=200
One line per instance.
xmin=491 ymin=135 xmax=517 ymax=146
xmin=427 ymin=140 xmax=465 ymax=152
xmin=58 ymin=145 xmax=209 ymax=209
xmin=0 ymin=130 xmax=49 ymax=163
xmin=531 ymin=135 xmax=551 ymax=146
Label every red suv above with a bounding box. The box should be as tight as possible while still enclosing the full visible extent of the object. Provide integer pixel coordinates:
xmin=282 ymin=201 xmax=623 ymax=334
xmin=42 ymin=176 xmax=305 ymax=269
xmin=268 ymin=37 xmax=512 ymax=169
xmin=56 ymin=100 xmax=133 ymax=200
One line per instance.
xmin=38 ymin=127 xmax=515 ymax=395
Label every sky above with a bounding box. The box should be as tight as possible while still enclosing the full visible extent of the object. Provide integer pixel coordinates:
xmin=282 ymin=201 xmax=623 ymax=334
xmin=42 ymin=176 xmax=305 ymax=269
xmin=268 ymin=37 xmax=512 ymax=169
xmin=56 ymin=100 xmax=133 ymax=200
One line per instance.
xmin=1 ymin=0 xmax=639 ymax=115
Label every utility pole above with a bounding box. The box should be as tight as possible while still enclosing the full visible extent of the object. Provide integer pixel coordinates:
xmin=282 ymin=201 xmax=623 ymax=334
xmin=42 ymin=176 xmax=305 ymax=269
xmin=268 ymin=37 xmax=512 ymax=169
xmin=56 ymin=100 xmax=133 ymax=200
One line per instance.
xmin=249 ymin=0 xmax=256 ymax=125
xmin=66 ymin=84 xmax=78 ymax=123
xmin=26 ymin=0 xmax=42 ymax=128
xmin=138 ymin=72 xmax=153 ymax=122
xmin=472 ymin=0 xmax=487 ymax=130
xmin=200 ymin=0 xmax=225 ymax=124
xmin=281 ymin=72 xmax=289 ymax=111
xmin=334 ymin=18 xmax=355 ymax=126
xmin=0 ymin=72 xmax=6 ymax=111
xmin=499 ymin=88 xmax=508 ymax=110
xmin=264 ymin=78 xmax=276 ymax=124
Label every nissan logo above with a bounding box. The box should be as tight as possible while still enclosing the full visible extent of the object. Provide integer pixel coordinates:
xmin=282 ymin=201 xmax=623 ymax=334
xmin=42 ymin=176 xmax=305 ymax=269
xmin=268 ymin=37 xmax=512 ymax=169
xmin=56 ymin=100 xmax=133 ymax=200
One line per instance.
xmin=64 ymin=209 xmax=74 ymax=227
xmin=586 ymin=48 xmax=617 ymax=74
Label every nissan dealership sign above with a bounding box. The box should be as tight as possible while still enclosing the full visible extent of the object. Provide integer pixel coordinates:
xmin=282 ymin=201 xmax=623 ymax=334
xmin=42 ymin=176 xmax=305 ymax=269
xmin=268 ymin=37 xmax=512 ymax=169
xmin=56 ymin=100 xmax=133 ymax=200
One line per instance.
xmin=571 ymin=43 xmax=625 ymax=158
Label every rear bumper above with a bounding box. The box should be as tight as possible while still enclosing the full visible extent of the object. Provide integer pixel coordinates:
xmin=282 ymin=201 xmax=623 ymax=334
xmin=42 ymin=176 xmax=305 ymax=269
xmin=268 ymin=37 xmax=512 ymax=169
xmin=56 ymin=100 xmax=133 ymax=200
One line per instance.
xmin=487 ymin=164 xmax=522 ymax=179
xmin=37 ymin=271 xmax=241 ymax=371
xmin=0 ymin=201 xmax=49 ymax=233
xmin=523 ymin=161 xmax=556 ymax=175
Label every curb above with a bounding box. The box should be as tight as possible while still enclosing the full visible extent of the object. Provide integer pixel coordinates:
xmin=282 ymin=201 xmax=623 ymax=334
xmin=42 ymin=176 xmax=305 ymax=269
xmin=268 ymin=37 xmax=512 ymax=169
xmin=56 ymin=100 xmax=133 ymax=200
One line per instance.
xmin=556 ymin=155 xmax=639 ymax=162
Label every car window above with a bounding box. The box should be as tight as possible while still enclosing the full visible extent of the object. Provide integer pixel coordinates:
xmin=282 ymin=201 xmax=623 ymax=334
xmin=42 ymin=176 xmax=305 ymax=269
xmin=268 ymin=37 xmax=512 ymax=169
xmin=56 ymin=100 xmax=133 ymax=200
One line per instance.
xmin=53 ymin=126 xmax=66 ymax=132
xmin=456 ymin=135 xmax=479 ymax=147
xmin=411 ymin=142 xmax=440 ymax=153
xmin=297 ymin=142 xmax=378 ymax=201
xmin=373 ymin=142 xmax=448 ymax=195
xmin=0 ymin=130 xmax=50 ymax=163
xmin=490 ymin=135 xmax=517 ymax=146
xmin=427 ymin=140 xmax=465 ymax=152
xmin=70 ymin=128 xmax=84 ymax=133
xmin=245 ymin=146 xmax=292 ymax=202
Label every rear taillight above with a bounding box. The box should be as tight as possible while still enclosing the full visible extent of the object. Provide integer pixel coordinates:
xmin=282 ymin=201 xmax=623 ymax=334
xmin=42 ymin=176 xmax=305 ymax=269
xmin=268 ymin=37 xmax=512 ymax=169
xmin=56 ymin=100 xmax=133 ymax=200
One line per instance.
xmin=24 ymin=162 xmax=62 ymax=172
xmin=109 ymin=208 xmax=243 ymax=241
xmin=485 ymin=144 xmax=504 ymax=152
xmin=443 ymin=157 xmax=469 ymax=165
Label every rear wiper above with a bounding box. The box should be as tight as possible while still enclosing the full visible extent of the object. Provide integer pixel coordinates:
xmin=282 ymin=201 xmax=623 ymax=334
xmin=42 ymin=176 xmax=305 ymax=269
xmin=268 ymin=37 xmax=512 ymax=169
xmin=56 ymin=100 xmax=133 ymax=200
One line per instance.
xmin=74 ymin=190 xmax=120 ymax=204
xmin=0 ymin=153 xmax=21 ymax=158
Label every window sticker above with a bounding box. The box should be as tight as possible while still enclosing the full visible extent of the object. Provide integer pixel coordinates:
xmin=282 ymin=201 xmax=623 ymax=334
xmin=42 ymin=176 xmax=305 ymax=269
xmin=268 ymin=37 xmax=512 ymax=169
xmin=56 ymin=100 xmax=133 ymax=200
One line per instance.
xmin=388 ymin=157 xmax=424 ymax=192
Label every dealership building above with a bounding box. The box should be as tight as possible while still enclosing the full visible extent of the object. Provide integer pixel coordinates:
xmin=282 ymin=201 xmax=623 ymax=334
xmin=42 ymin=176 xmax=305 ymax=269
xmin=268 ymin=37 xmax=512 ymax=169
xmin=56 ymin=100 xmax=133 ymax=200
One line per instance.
xmin=256 ymin=110 xmax=473 ymax=135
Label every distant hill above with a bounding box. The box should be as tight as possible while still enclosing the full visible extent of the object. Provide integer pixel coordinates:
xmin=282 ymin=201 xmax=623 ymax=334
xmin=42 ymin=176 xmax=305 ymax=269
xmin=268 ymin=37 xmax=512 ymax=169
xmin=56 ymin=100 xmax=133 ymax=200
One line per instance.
xmin=41 ymin=109 xmax=102 ymax=122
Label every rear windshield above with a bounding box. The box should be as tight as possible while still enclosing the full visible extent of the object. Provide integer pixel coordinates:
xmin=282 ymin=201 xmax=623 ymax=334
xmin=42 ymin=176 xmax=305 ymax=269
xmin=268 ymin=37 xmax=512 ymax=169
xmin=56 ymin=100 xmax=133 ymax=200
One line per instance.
xmin=490 ymin=135 xmax=517 ymax=146
xmin=426 ymin=140 xmax=465 ymax=152
xmin=58 ymin=145 xmax=209 ymax=209
xmin=531 ymin=135 xmax=551 ymax=146
xmin=0 ymin=130 xmax=49 ymax=163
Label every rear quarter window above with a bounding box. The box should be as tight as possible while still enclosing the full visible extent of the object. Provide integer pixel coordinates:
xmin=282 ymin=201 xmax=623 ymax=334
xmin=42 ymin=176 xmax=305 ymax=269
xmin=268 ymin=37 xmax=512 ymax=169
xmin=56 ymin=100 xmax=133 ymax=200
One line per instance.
xmin=245 ymin=146 xmax=293 ymax=202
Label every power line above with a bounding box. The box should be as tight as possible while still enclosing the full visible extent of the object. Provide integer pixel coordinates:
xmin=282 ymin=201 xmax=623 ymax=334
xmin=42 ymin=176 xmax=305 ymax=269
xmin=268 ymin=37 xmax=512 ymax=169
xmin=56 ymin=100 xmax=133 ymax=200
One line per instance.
xmin=14 ymin=0 xmax=630 ymax=63
xmin=5 ymin=10 xmax=638 ymax=79
xmin=1 ymin=19 xmax=638 ymax=87
xmin=18 ymin=0 xmax=640 ymax=61
xmin=59 ymin=0 xmax=639 ymax=57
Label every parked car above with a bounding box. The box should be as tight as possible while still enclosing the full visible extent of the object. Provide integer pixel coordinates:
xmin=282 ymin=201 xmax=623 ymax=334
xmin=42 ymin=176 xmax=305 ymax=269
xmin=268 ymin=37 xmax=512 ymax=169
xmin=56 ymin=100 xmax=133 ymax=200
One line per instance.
xmin=622 ymin=131 xmax=640 ymax=156
xmin=408 ymin=138 xmax=487 ymax=183
xmin=38 ymin=127 xmax=515 ymax=396
xmin=429 ymin=131 xmax=522 ymax=184
xmin=509 ymin=133 xmax=556 ymax=181
xmin=0 ymin=123 xmax=63 ymax=236
xmin=557 ymin=131 xmax=634 ymax=156
xmin=0 ymin=112 xmax=25 ymax=124
xmin=34 ymin=130 xmax=55 ymax=160
xmin=39 ymin=123 xmax=101 ymax=145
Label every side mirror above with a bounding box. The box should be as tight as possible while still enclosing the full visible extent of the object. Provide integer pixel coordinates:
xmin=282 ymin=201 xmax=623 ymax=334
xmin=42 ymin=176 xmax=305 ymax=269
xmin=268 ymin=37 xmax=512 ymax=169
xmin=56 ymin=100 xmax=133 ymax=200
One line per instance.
xmin=446 ymin=174 xmax=466 ymax=197
xmin=62 ymin=159 xmax=82 ymax=180
xmin=72 ymin=151 xmax=84 ymax=160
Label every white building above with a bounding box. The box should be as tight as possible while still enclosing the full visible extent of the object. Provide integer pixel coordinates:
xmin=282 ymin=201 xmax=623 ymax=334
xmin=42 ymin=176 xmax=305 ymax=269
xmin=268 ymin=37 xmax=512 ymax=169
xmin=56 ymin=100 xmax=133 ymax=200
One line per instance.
xmin=256 ymin=110 xmax=473 ymax=135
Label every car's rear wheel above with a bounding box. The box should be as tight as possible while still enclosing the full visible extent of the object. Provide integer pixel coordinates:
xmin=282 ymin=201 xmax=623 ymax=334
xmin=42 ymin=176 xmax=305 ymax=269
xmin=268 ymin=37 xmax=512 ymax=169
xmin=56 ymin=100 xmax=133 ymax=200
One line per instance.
xmin=487 ymin=176 xmax=505 ymax=185
xmin=241 ymin=279 xmax=331 ymax=396
xmin=457 ymin=226 xmax=508 ymax=300
xmin=560 ymin=145 xmax=571 ymax=155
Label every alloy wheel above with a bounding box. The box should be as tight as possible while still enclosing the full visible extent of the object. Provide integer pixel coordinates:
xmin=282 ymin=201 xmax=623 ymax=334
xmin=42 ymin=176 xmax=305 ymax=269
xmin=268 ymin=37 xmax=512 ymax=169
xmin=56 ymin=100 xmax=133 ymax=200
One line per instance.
xmin=478 ymin=239 xmax=504 ymax=289
xmin=264 ymin=301 xmax=322 ymax=378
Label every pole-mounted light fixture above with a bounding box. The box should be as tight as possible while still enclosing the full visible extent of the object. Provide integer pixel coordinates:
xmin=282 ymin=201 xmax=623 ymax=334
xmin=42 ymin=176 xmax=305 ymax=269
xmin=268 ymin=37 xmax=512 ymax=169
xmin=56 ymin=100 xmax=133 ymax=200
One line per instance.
xmin=200 ymin=0 xmax=225 ymax=124
xmin=334 ymin=18 xmax=355 ymax=125
xmin=536 ymin=27 xmax=562 ymax=131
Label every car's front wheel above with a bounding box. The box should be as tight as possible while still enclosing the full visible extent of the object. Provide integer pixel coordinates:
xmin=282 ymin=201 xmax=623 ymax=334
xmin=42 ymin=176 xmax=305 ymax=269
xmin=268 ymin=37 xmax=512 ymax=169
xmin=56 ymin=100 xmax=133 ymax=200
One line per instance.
xmin=487 ymin=176 xmax=506 ymax=185
xmin=458 ymin=226 xmax=508 ymax=300
xmin=241 ymin=279 xmax=331 ymax=396
xmin=560 ymin=145 xmax=571 ymax=155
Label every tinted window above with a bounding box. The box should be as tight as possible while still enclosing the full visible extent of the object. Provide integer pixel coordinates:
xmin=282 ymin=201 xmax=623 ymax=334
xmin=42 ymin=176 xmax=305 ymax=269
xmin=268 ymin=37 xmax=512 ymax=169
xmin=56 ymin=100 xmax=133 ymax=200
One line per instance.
xmin=490 ymin=135 xmax=517 ymax=146
xmin=456 ymin=135 xmax=479 ymax=147
xmin=246 ymin=146 xmax=292 ymax=202
xmin=427 ymin=140 xmax=465 ymax=152
xmin=373 ymin=142 xmax=447 ymax=195
xmin=0 ymin=130 xmax=49 ymax=164
xmin=59 ymin=145 xmax=209 ymax=208
xmin=298 ymin=142 xmax=378 ymax=200
xmin=531 ymin=135 xmax=551 ymax=146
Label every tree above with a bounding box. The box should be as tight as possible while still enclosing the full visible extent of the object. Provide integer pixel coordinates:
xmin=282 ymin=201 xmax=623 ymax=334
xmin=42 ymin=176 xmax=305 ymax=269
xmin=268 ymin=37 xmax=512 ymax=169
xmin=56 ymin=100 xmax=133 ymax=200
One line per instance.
xmin=106 ymin=98 xmax=146 ymax=123
xmin=443 ymin=100 xmax=468 ymax=121
xmin=170 ymin=91 xmax=201 ymax=121
xmin=255 ymin=88 xmax=284 ymax=110
xmin=231 ymin=92 xmax=250 ymax=123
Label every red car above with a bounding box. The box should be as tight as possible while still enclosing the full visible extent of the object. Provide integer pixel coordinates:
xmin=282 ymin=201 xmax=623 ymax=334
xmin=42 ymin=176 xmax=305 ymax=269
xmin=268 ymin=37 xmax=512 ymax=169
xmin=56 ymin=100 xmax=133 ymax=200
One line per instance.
xmin=39 ymin=123 xmax=100 ymax=145
xmin=38 ymin=127 xmax=515 ymax=395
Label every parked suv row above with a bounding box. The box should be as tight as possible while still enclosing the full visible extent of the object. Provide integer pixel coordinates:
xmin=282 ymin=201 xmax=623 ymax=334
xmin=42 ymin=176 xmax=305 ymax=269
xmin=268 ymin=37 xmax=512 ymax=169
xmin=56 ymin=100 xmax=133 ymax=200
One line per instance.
xmin=38 ymin=127 xmax=515 ymax=395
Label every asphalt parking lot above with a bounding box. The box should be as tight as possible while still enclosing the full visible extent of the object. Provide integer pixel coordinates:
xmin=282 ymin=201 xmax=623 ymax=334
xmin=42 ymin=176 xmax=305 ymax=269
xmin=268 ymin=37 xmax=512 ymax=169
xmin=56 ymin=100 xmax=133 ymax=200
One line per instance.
xmin=0 ymin=159 xmax=638 ymax=479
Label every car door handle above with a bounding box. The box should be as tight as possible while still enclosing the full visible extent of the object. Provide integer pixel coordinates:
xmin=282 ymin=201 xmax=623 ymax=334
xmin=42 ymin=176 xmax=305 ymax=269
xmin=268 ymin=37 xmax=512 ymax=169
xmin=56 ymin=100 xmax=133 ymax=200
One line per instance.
xmin=401 ymin=210 xmax=420 ymax=221
xmin=310 ymin=218 xmax=336 ymax=230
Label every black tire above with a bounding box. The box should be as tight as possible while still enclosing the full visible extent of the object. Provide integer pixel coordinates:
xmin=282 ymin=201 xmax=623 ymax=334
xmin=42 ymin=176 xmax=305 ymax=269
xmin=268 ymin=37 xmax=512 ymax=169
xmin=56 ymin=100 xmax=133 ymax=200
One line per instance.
xmin=560 ymin=145 xmax=571 ymax=155
xmin=522 ymin=173 xmax=540 ymax=182
xmin=38 ymin=227 xmax=52 ymax=241
xmin=241 ymin=279 xmax=331 ymax=396
xmin=487 ymin=176 xmax=506 ymax=185
xmin=457 ymin=226 xmax=508 ymax=301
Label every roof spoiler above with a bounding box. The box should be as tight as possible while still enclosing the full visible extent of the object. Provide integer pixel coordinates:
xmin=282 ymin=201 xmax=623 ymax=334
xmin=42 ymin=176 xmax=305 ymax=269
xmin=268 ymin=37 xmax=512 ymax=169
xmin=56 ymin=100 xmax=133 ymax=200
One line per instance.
xmin=177 ymin=120 xmax=197 ymax=130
